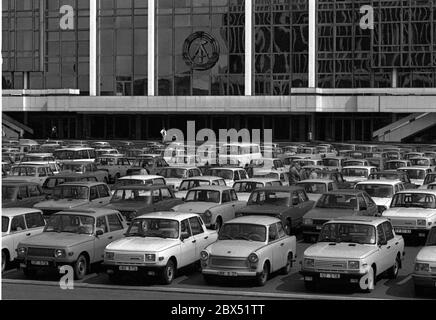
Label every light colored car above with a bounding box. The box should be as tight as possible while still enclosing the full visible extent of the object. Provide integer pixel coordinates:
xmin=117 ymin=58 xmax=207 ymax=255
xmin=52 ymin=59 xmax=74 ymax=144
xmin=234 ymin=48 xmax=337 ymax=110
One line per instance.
xmin=103 ymin=212 xmax=218 ymax=284
xmin=16 ymin=208 xmax=128 ymax=279
xmin=409 ymin=157 xmax=436 ymax=172
xmin=428 ymin=182 xmax=436 ymax=190
xmin=355 ymin=180 xmax=405 ymax=214
xmin=382 ymin=190 xmax=436 ymax=240
xmin=397 ymin=167 xmax=433 ymax=187
xmin=34 ymin=182 xmax=112 ymax=218
xmin=341 ymin=166 xmax=378 ymax=184
xmin=419 ymin=173 xmax=436 ymax=190
xmin=172 ymin=186 xmax=246 ymax=230
xmin=2 ymin=208 xmax=46 ymax=273
xmin=233 ymin=178 xmax=282 ymax=202
xmin=253 ymin=169 xmax=289 ymax=186
xmin=297 ymin=179 xmax=337 ymax=202
xmin=300 ymin=216 xmax=405 ymax=292
xmin=343 ymin=159 xmax=370 ymax=167
xmin=157 ymin=166 xmax=202 ymax=191
xmin=205 ymin=167 xmax=249 ymax=187
xmin=201 ymin=216 xmax=296 ymax=286
xmin=97 ymin=155 xmax=132 ymax=183
xmin=111 ymin=175 xmax=167 ymax=193
xmin=175 ymin=176 xmax=227 ymax=199
xmin=250 ymin=158 xmax=286 ymax=176
xmin=413 ymin=226 xmax=436 ymax=295
xmin=322 ymin=157 xmax=348 ymax=171
xmin=385 ymin=160 xmax=412 ymax=171
xmin=5 ymin=164 xmax=55 ymax=186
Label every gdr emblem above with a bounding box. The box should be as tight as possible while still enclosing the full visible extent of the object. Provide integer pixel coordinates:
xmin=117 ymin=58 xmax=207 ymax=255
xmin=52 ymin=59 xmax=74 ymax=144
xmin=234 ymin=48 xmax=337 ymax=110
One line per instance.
xmin=183 ymin=31 xmax=220 ymax=71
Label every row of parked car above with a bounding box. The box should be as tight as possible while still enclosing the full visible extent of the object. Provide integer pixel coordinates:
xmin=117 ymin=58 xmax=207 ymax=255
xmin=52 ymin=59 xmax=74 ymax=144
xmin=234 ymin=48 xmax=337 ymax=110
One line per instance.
xmin=2 ymin=139 xmax=436 ymax=295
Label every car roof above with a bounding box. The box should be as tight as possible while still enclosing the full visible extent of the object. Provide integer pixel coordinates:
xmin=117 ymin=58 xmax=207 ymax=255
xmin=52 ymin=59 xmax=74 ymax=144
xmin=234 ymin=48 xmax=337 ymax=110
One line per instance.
xmin=225 ymin=215 xmax=280 ymax=226
xmin=114 ymin=184 xmax=168 ymax=191
xmin=208 ymin=167 xmax=243 ymax=171
xmin=135 ymin=211 xmax=198 ymax=221
xmin=46 ymin=172 xmax=98 ymax=178
xmin=329 ymin=216 xmax=388 ymax=225
xmin=398 ymin=166 xmax=431 ymax=170
xmin=56 ymin=208 xmax=120 ymax=217
xmin=189 ymin=185 xmax=233 ymax=191
xmin=23 ymin=153 xmax=53 ymax=157
xmin=2 ymin=181 xmax=41 ymax=186
xmin=119 ymin=175 xmax=163 ymax=180
xmin=395 ymin=189 xmax=436 ymax=195
xmin=256 ymin=186 xmax=305 ymax=192
xmin=297 ymin=179 xmax=334 ymax=184
xmin=356 ymin=180 xmax=402 ymax=186
xmin=237 ymin=178 xmax=282 ymax=183
xmin=2 ymin=208 xmax=43 ymax=217
xmin=325 ymin=189 xmax=364 ymax=195
xmin=165 ymin=166 xmax=198 ymax=170
xmin=57 ymin=181 xmax=106 ymax=187
xmin=181 ymin=176 xmax=224 ymax=181
xmin=55 ymin=147 xmax=94 ymax=151
xmin=342 ymin=166 xmax=376 ymax=169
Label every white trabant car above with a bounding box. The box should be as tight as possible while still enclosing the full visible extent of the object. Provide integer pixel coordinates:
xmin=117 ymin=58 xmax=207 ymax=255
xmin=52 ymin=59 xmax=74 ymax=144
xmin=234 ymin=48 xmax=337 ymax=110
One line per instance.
xmin=103 ymin=212 xmax=218 ymax=284
xmin=419 ymin=172 xmax=436 ymax=190
xmin=2 ymin=208 xmax=46 ymax=273
xmin=157 ymin=166 xmax=202 ymax=191
xmin=200 ymin=216 xmax=297 ymax=286
xmin=355 ymin=180 xmax=405 ymax=214
xmin=233 ymin=178 xmax=282 ymax=202
xmin=253 ymin=169 xmax=289 ymax=186
xmin=297 ymin=179 xmax=337 ymax=202
xmin=205 ymin=167 xmax=249 ymax=187
xmin=172 ymin=186 xmax=246 ymax=230
xmin=397 ymin=166 xmax=433 ymax=187
xmin=175 ymin=176 xmax=227 ymax=199
xmin=382 ymin=190 xmax=436 ymax=240
xmin=412 ymin=227 xmax=436 ymax=295
xmin=218 ymin=143 xmax=262 ymax=167
xmin=413 ymin=226 xmax=436 ymax=295
xmin=341 ymin=166 xmax=378 ymax=184
xmin=300 ymin=216 xmax=405 ymax=292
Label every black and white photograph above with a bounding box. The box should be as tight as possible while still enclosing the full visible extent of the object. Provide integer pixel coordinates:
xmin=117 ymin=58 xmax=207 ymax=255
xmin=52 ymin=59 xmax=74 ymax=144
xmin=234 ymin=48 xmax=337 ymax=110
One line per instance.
xmin=1 ymin=0 xmax=436 ymax=308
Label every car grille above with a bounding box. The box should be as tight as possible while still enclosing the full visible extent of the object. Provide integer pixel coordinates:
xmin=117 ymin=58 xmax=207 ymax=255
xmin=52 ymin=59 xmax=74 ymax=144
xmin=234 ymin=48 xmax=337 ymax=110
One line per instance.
xmin=210 ymin=256 xmax=248 ymax=269
xmin=314 ymin=259 xmax=347 ymax=271
xmin=27 ymin=247 xmax=54 ymax=257
xmin=390 ymin=219 xmax=417 ymax=227
xmin=115 ymin=253 xmax=145 ymax=264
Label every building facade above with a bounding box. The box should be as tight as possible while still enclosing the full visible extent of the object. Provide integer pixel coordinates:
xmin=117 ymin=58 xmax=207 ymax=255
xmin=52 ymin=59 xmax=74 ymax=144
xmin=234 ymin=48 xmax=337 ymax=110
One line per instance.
xmin=2 ymin=0 xmax=436 ymax=142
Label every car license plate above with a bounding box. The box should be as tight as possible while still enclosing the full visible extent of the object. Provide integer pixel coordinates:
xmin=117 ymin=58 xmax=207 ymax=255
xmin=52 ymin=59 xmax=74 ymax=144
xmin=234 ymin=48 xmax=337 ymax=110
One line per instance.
xmin=31 ymin=260 xmax=49 ymax=266
xmin=320 ymin=273 xmax=340 ymax=279
xmin=395 ymin=228 xmax=411 ymax=234
xmin=119 ymin=266 xmax=138 ymax=272
xmin=218 ymin=271 xmax=238 ymax=277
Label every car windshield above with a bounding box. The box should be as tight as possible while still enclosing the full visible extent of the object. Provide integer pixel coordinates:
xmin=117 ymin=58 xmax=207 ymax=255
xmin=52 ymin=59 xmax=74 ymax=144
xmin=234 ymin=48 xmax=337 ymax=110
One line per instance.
xmin=233 ymin=182 xmax=264 ymax=193
xmin=355 ymin=184 xmax=393 ymax=198
xmin=133 ymin=158 xmax=154 ymax=167
xmin=342 ymin=168 xmax=368 ymax=178
xmin=179 ymin=180 xmax=211 ymax=191
xmin=111 ymin=189 xmax=152 ymax=203
xmin=62 ymin=164 xmax=84 ymax=172
xmin=319 ymin=223 xmax=376 ymax=244
xmin=369 ymin=173 xmax=398 ymax=180
xmin=2 ymin=217 xmax=9 ymax=232
xmin=185 ymin=190 xmax=220 ymax=203
xmin=410 ymin=159 xmax=430 ymax=166
xmin=323 ymin=159 xmax=339 ymax=166
xmin=11 ymin=166 xmax=36 ymax=176
xmin=386 ymin=162 xmax=406 ymax=170
xmin=54 ymin=150 xmax=83 ymax=160
xmin=126 ymin=218 xmax=179 ymax=239
xmin=115 ymin=179 xmax=153 ymax=188
xmin=297 ymin=182 xmax=327 ymax=194
xmin=219 ymin=223 xmax=266 ymax=242
xmin=423 ymin=175 xmax=436 ymax=185
xmin=2 ymin=186 xmax=16 ymax=200
xmin=44 ymin=215 xmax=95 ymax=234
xmin=52 ymin=186 xmax=89 ymax=200
xmin=316 ymin=194 xmax=358 ymax=209
xmin=426 ymin=228 xmax=436 ymax=246
xmin=391 ymin=193 xmax=436 ymax=209
xmin=158 ymin=168 xmax=186 ymax=178
xmin=345 ymin=161 xmax=365 ymax=166
xmin=399 ymin=169 xmax=425 ymax=179
xmin=206 ymin=169 xmax=233 ymax=180
xmin=248 ymin=191 xmax=290 ymax=206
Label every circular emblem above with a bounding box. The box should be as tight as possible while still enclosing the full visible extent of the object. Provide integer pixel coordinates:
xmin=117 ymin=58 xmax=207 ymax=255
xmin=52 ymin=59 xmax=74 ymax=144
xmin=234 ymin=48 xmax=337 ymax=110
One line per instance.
xmin=183 ymin=32 xmax=220 ymax=71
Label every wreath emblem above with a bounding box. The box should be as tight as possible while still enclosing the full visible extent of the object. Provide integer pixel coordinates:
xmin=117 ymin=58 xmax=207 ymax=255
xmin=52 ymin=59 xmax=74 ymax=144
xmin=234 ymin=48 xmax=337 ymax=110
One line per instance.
xmin=183 ymin=31 xmax=220 ymax=71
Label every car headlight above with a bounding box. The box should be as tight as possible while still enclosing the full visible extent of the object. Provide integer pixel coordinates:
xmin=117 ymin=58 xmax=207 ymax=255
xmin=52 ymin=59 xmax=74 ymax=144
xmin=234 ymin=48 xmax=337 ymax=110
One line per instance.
xmin=145 ymin=254 xmax=156 ymax=262
xmin=105 ymin=252 xmax=115 ymax=260
xmin=304 ymin=258 xmax=314 ymax=268
xmin=17 ymin=247 xmax=27 ymax=256
xmin=54 ymin=249 xmax=66 ymax=258
xmin=303 ymin=218 xmax=313 ymax=225
xmin=415 ymin=262 xmax=430 ymax=272
xmin=200 ymin=251 xmax=209 ymax=261
xmin=348 ymin=261 xmax=360 ymax=270
xmin=417 ymin=219 xmax=426 ymax=227
xmin=248 ymin=253 xmax=259 ymax=264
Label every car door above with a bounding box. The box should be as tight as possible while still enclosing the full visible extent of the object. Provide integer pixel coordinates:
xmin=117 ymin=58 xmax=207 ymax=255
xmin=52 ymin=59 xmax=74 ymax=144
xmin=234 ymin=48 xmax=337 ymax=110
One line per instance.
xmin=89 ymin=186 xmax=102 ymax=207
xmin=356 ymin=194 xmax=369 ymax=216
xmin=376 ymin=224 xmax=391 ymax=273
xmin=268 ymin=224 xmax=282 ymax=272
xmin=159 ymin=187 xmax=179 ymax=209
xmin=10 ymin=215 xmax=29 ymax=257
xmin=17 ymin=186 xmax=30 ymax=207
xmin=24 ymin=211 xmax=46 ymax=238
xmin=93 ymin=215 xmax=113 ymax=263
xmin=220 ymin=190 xmax=234 ymax=222
xmin=382 ymin=221 xmax=398 ymax=266
xmin=37 ymin=167 xmax=47 ymax=185
xmin=188 ymin=217 xmax=209 ymax=259
xmin=96 ymin=184 xmax=112 ymax=206
xmin=276 ymin=222 xmax=289 ymax=268
xmin=179 ymin=219 xmax=196 ymax=267
xmin=28 ymin=184 xmax=46 ymax=206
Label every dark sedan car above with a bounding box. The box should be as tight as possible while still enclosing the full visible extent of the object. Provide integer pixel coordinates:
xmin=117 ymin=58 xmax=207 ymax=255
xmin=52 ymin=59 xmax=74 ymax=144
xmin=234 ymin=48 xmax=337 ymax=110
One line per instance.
xmin=301 ymin=189 xmax=379 ymax=242
xmin=103 ymin=185 xmax=183 ymax=222
xmin=235 ymin=186 xmax=315 ymax=235
xmin=2 ymin=181 xmax=47 ymax=208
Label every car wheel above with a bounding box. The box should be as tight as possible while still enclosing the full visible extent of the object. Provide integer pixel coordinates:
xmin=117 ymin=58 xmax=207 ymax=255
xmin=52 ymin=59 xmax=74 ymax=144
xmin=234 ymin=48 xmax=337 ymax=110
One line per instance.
xmin=74 ymin=254 xmax=88 ymax=280
xmin=363 ymin=266 xmax=375 ymax=293
xmin=387 ymin=256 xmax=400 ymax=279
xmin=23 ymin=267 xmax=37 ymax=279
xmin=215 ymin=217 xmax=223 ymax=232
xmin=280 ymin=253 xmax=293 ymax=275
xmin=256 ymin=263 xmax=269 ymax=287
xmin=2 ymin=251 xmax=7 ymax=273
xmin=161 ymin=260 xmax=176 ymax=285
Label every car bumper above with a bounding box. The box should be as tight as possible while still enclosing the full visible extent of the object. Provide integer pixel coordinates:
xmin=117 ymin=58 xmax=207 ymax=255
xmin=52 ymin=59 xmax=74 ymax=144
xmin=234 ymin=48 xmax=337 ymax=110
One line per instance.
xmin=16 ymin=257 xmax=75 ymax=270
xmin=392 ymin=228 xmax=429 ymax=238
xmin=103 ymin=263 xmax=165 ymax=277
xmin=300 ymin=270 xmax=367 ymax=284
xmin=412 ymin=274 xmax=436 ymax=288
xmin=202 ymin=268 xmax=258 ymax=278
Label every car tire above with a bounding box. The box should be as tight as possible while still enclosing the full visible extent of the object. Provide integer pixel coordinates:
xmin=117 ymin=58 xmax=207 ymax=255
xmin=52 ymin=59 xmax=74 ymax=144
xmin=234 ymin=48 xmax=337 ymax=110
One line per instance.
xmin=215 ymin=217 xmax=223 ymax=232
xmin=161 ymin=260 xmax=176 ymax=285
xmin=363 ymin=266 xmax=376 ymax=293
xmin=387 ymin=256 xmax=400 ymax=279
xmin=23 ymin=267 xmax=37 ymax=279
xmin=256 ymin=263 xmax=269 ymax=287
xmin=73 ymin=254 xmax=88 ymax=280
xmin=280 ymin=253 xmax=293 ymax=275
xmin=2 ymin=251 xmax=7 ymax=273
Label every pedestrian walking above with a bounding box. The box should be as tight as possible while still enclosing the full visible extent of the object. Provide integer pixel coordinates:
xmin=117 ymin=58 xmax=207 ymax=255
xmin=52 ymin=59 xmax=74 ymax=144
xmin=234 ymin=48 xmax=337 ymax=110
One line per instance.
xmin=160 ymin=127 xmax=167 ymax=143
xmin=288 ymin=163 xmax=301 ymax=185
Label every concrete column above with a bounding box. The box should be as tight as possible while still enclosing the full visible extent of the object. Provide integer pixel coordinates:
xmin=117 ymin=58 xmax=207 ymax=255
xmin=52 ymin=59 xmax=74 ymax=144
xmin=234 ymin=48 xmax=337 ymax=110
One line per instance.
xmin=245 ymin=0 xmax=252 ymax=96
xmin=89 ymin=0 xmax=97 ymax=96
xmin=148 ymin=0 xmax=155 ymax=96
xmin=39 ymin=0 xmax=44 ymax=72
xmin=136 ymin=115 xmax=142 ymax=140
xmin=308 ymin=0 xmax=316 ymax=88
xmin=392 ymin=68 xmax=398 ymax=88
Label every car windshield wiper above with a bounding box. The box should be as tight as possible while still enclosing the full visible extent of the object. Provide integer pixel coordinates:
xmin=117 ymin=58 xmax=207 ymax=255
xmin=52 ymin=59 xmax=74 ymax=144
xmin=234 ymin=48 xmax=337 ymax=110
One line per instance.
xmin=219 ymin=234 xmax=234 ymax=240
xmin=234 ymin=235 xmax=252 ymax=241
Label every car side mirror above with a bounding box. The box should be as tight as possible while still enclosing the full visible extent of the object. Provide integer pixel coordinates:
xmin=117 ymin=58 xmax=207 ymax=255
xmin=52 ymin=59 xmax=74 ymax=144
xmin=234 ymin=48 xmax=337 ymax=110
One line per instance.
xmin=95 ymin=229 xmax=104 ymax=237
